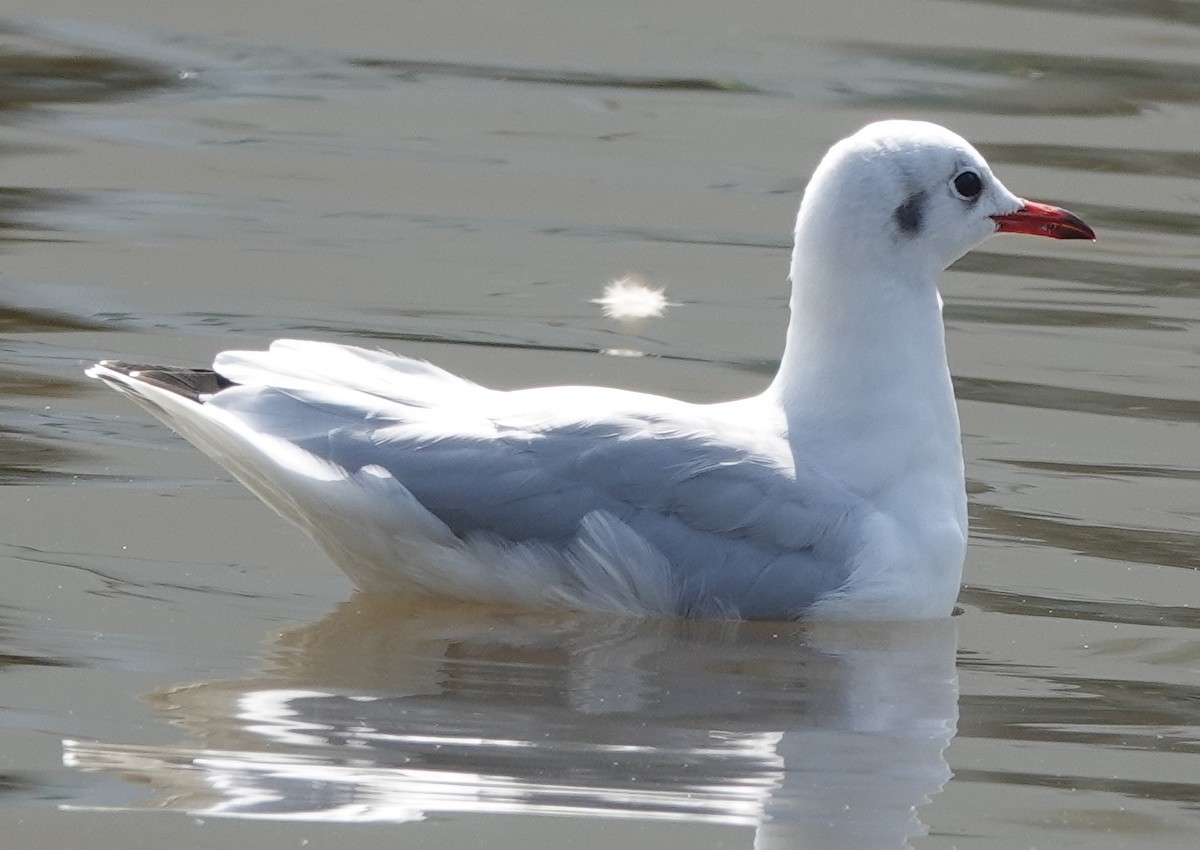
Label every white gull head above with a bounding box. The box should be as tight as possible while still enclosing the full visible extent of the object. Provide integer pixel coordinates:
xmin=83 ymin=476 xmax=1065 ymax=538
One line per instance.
xmin=788 ymin=120 xmax=1090 ymax=302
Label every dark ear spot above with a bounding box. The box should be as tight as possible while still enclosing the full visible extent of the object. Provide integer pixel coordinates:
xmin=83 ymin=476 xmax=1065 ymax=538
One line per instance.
xmin=893 ymin=190 xmax=926 ymax=237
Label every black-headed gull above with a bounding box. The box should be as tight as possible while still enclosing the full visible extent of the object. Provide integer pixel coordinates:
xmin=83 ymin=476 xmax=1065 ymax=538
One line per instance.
xmin=89 ymin=120 xmax=1093 ymax=620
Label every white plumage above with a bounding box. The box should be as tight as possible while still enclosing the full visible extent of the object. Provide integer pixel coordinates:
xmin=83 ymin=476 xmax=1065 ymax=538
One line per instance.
xmin=88 ymin=120 xmax=1093 ymax=620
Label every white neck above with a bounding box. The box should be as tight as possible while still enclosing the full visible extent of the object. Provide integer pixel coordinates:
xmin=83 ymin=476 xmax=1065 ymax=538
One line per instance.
xmin=767 ymin=249 xmax=963 ymax=506
xmin=762 ymin=246 xmax=968 ymax=619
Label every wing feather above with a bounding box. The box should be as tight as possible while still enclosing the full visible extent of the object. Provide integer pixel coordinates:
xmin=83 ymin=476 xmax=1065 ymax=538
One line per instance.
xmin=98 ymin=341 xmax=864 ymax=617
xmin=208 ymin=371 xmax=862 ymax=609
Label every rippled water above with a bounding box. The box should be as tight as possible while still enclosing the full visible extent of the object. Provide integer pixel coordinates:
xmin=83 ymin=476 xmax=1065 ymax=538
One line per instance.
xmin=1 ymin=2 xmax=1197 ymax=848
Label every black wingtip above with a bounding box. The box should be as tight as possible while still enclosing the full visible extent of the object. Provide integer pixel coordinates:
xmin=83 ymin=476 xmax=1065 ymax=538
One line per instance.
xmin=91 ymin=360 xmax=235 ymax=402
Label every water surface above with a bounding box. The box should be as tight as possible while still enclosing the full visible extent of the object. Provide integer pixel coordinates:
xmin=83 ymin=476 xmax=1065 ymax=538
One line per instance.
xmin=1 ymin=2 xmax=1197 ymax=848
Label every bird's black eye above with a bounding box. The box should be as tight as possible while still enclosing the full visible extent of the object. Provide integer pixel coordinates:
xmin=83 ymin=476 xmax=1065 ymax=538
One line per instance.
xmin=952 ymin=170 xmax=983 ymax=199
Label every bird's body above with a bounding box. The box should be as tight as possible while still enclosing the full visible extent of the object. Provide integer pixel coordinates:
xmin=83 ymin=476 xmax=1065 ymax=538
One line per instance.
xmin=89 ymin=120 xmax=1093 ymax=620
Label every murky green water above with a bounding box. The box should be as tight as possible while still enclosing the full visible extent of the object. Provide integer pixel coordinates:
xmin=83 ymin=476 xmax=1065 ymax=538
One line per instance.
xmin=1 ymin=2 xmax=1197 ymax=848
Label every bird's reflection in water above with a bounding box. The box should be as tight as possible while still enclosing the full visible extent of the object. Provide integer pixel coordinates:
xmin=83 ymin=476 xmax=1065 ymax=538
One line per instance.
xmin=65 ymin=596 xmax=958 ymax=848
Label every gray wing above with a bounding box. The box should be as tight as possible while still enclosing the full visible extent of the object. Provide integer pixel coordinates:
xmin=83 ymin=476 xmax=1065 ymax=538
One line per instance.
xmin=208 ymin=381 xmax=864 ymax=618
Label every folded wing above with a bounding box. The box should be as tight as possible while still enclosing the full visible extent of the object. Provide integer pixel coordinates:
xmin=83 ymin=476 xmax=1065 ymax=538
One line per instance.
xmin=92 ymin=340 xmax=864 ymax=618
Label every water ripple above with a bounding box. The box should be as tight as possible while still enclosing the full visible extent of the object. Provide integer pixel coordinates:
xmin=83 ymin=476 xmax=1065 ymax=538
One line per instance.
xmin=352 ymin=57 xmax=761 ymax=93
xmin=841 ymin=43 xmax=1200 ymax=116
